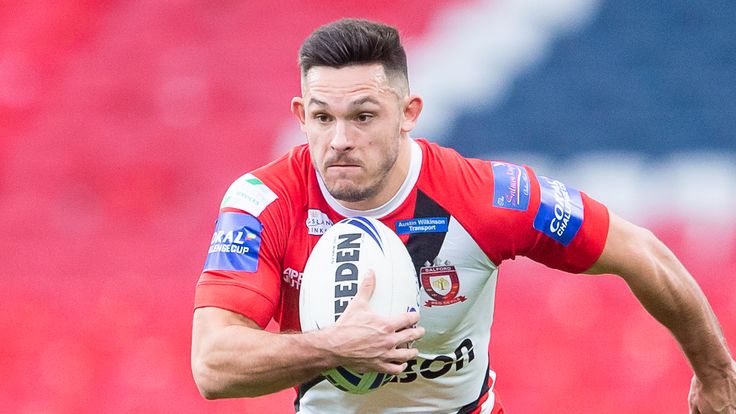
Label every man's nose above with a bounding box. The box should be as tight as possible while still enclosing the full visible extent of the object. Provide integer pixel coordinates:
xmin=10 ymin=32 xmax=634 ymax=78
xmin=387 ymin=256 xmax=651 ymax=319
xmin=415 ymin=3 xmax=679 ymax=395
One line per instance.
xmin=330 ymin=120 xmax=354 ymax=152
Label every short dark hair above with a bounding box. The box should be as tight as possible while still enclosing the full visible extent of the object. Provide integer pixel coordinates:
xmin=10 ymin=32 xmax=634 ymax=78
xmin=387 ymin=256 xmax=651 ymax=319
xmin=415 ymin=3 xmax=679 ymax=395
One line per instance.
xmin=298 ymin=18 xmax=408 ymax=83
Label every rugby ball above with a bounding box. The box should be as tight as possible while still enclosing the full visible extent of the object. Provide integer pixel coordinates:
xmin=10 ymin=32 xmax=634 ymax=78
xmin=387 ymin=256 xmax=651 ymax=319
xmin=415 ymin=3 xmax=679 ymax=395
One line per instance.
xmin=299 ymin=216 xmax=420 ymax=394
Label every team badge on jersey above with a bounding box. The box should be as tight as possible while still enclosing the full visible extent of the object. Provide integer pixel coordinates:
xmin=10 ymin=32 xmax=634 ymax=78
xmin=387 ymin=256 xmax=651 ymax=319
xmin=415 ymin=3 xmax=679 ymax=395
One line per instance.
xmin=420 ymin=259 xmax=466 ymax=307
xmin=306 ymin=209 xmax=333 ymax=235
xmin=491 ymin=161 xmax=530 ymax=211
xmin=204 ymin=212 xmax=263 ymax=272
xmin=395 ymin=217 xmax=449 ymax=235
xmin=533 ymin=176 xmax=584 ymax=246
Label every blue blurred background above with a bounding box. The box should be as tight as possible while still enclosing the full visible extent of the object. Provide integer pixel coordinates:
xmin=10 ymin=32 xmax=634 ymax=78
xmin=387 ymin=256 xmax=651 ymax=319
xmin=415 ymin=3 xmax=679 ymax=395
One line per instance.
xmin=2 ymin=1 xmax=734 ymax=413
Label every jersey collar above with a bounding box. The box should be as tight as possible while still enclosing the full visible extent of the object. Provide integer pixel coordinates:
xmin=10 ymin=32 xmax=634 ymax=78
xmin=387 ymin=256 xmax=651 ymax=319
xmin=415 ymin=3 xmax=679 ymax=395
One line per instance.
xmin=316 ymin=138 xmax=422 ymax=219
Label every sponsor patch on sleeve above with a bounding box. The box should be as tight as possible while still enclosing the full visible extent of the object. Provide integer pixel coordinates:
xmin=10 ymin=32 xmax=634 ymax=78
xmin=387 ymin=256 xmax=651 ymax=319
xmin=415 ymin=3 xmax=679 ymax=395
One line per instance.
xmin=395 ymin=217 xmax=449 ymax=235
xmin=220 ymin=173 xmax=278 ymax=217
xmin=533 ymin=176 xmax=584 ymax=246
xmin=204 ymin=212 xmax=263 ymax=272
xmin=491 ymin=162 xmax=530 ymax=211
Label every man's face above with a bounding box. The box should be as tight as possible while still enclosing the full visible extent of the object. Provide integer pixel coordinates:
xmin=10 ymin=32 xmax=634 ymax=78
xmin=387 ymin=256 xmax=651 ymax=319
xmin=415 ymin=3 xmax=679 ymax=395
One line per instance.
xmin=292 ymin=64 xmax=415 ymax=207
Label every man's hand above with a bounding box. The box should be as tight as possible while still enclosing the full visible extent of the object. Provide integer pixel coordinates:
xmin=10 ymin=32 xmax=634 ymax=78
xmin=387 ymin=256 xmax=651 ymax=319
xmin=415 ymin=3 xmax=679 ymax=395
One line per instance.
xmin=689 ymin=361 xmax=736 ymax=414
xmin=321 ymin=270 xmax=425 ymax=375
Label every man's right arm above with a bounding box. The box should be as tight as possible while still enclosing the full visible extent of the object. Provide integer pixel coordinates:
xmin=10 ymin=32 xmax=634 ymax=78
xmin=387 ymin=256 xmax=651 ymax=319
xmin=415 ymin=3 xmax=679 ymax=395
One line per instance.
xmin=191 ymin=273 xmax=424 ymax=399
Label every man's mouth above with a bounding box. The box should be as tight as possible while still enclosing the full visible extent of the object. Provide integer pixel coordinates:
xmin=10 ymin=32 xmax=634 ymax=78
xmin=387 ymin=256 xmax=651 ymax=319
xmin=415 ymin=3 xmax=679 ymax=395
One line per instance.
xmin=327 ymin=164 xmax=362 ymax=175
xmin=326 ymin=158 xmax=362 ymax=170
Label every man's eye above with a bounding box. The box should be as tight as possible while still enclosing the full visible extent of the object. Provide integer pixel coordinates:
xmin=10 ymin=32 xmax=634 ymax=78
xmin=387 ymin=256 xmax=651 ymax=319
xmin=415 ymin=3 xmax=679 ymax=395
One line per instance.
xmin=314 ymin=114 xmax=331 ymax=123
xmin=356 ymin=113 xmax=373 ymax=122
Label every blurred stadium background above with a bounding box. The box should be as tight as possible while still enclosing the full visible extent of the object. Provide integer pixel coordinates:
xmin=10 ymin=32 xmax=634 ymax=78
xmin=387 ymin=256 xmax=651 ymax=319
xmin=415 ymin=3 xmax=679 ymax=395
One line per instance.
xmin=2 ymin=1 xmax=735 ymax=413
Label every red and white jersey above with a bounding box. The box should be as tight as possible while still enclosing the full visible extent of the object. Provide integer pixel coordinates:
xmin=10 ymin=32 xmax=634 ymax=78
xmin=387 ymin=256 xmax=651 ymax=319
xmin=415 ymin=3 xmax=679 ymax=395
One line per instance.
xmin=195 ymin=138 xmax=609 ymax=413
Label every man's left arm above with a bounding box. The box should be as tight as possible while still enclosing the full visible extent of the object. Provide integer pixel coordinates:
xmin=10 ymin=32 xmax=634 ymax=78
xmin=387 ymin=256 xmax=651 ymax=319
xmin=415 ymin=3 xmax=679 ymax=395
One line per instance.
xmin=586 ymin=213 xmax=736 ymax=414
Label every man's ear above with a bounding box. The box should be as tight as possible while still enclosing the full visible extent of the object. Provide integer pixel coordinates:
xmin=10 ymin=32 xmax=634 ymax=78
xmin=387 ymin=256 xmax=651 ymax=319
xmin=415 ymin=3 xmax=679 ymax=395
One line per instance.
xmin=291 ymin=97 xmax=307 ymax=132
xmin=400 ymin=95 xmax=423 ymax=133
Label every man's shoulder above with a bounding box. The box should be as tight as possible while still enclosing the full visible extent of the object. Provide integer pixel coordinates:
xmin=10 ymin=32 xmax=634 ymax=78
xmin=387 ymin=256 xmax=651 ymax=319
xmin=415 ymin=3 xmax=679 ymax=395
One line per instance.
xmin=219 ymin=144 xmax=312 ymax=215
xmin=257 ymin=143 xmax=311 ymax=175
xmin=415 ymin=138 xmax=489 ymax=177
xmin=414 ymin=138 xmax=512 ymax=221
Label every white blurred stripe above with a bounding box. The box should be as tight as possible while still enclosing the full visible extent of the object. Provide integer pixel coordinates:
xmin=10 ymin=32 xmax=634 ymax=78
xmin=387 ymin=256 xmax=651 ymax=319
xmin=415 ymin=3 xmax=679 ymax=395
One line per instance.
xmin=410 ymin=0 xmax=602 ymax=140
xmin=274 ymin=0 xmax=603 ymax=156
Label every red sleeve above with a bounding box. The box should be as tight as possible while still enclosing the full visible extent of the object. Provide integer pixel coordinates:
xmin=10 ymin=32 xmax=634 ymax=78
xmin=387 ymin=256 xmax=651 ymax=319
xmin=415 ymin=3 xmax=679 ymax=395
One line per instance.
xmin=195 ymin=270 xmax=280 ymax=328
xmin=194 ymin=201 xmax=287 ymax=329
xmin=522 ymin=182 xmax=609 ymax=273
xmin=489 ymin=163 xmax=610 ymax=273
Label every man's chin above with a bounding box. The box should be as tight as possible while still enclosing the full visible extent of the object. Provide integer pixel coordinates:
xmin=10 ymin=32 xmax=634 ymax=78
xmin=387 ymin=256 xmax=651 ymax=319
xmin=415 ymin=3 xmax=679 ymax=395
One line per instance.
xmin=330 ymin=189 xmax=369 ymax=203
xmin=327 ymin=184 xmax=374 ymax=203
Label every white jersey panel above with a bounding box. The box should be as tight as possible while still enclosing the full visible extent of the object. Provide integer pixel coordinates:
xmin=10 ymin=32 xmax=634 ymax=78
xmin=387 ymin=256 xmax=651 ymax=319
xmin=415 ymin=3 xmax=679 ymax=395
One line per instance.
xmin=297 ymin=217 xmax=499 ymax=413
